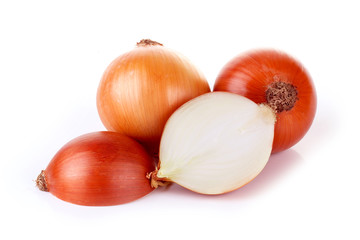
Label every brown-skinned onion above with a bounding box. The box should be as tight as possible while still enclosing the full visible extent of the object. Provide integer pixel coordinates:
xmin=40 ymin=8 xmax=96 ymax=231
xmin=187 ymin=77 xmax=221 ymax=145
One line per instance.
xmin=36 ymin=131 xmax=154 ymax=206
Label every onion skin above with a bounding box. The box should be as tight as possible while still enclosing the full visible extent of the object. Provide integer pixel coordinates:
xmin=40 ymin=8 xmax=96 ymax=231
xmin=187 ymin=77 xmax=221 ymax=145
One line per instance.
xmin=36 ymin=132 xmax=154 ymax=206
xmin=97 ymin=40 xmax=210 ymax=151
xmin=214 ymin=50 xmax=317 ymax=153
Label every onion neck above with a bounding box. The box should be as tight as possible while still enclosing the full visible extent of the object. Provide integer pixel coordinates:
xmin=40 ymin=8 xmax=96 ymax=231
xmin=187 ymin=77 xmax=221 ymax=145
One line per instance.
xmin=146 ymin=169 xmax=171 ymax=189
xmin=36 ymin=170 xmax=49 ymax=192
xmin=266 ymin=80 xmax=298 ymax=112
xmin=136 ymin=39 xmax=163 ymax=47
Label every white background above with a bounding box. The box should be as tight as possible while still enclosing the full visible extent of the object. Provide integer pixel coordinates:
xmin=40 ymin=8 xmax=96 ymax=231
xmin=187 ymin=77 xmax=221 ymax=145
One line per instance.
xmin=1 ymin=0 xmax=359 ymax=239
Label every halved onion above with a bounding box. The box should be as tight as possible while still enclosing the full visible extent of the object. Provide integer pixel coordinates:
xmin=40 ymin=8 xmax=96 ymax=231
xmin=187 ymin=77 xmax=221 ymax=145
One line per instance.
xmin=149 ymin=92 xmax=276 ymax=195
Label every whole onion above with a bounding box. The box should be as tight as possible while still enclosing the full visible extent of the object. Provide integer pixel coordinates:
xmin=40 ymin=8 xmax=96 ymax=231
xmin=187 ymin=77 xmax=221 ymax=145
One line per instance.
xmin=97 ymin=39 xmax=210 ymax=152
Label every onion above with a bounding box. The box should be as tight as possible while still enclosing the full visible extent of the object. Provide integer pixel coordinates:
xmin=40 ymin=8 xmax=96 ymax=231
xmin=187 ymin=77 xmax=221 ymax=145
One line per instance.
xmin=36 ymin=132 xmax=154 ymax=206
xmin=97 ymin=39 xmax=210 ymax=152
xmin=148 ymin=92 xmax=276 ymax=194
xmin=214 ymin=49 xmax=317 ymax=153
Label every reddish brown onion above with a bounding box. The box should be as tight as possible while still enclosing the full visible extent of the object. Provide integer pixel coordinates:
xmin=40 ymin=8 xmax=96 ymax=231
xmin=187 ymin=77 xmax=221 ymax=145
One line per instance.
xmin=36 ymin=132 xmax=154 ymax=206
xmin=214 ymin=50 xmax=316 ymax=153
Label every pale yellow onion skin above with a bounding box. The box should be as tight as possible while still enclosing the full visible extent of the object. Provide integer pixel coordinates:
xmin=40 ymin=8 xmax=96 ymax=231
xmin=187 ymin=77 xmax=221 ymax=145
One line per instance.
xmin=157 ymin=92 xmax=276 ymax=195
xmin=97 ymin=43 xmax=210 ymax=149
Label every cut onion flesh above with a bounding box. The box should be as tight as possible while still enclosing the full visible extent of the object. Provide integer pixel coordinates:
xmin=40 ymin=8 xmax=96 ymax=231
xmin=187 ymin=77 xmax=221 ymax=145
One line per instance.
xmin=156 ymin=92 xmax=276 ymax=194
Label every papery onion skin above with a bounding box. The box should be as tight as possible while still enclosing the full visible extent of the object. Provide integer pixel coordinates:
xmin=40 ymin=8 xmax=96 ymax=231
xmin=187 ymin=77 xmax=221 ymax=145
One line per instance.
xmin=36 ymin=132 xmax=154 ymax=206
xmin=153 ymin=92 xmax=276 ymax=195
xmin=97 ymin=39 xmax=210 ymax=151
xmin=214 ymin=50 xmax=317 ymax=153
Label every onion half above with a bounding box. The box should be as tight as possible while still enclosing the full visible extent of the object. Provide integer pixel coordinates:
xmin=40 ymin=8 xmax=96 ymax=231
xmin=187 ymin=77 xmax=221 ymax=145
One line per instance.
xmin=149 ymin=92 xmax=276 ymax=195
